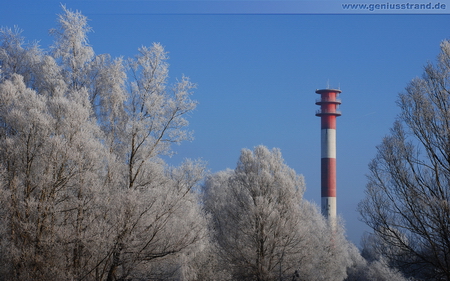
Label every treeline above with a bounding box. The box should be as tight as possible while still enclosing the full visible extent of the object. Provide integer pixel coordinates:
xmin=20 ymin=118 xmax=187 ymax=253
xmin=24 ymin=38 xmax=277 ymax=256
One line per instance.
xmin=0 ymin=6 xmax=427 ymax=281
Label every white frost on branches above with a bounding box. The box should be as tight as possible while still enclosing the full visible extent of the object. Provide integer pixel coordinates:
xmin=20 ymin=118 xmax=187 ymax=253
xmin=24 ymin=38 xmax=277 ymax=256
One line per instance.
xmin=0 ymin=6 xmax=205 ymax=281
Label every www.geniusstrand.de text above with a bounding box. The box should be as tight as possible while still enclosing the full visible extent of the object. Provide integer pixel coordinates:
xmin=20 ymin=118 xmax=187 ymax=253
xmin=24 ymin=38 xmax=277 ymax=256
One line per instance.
xmin=342 ymin=2 xmax=446 ymax=11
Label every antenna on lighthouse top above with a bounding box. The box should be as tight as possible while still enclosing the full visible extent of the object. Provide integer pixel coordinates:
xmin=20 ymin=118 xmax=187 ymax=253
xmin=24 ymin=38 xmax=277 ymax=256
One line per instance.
xmin=327 ymin=79 xmax=330 ymax=89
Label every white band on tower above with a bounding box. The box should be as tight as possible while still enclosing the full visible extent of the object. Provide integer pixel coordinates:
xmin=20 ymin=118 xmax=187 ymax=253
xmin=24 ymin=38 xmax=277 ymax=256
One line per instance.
xmin=321 ymin=129 xmax=336 ymax=159
xmin=321 ymin=197 xmax=337 ymax=219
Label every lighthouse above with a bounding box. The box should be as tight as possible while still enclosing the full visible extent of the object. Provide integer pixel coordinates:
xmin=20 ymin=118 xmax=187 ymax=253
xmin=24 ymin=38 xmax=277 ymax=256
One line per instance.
xmin=315 ymin=88 xmax=341 ymax=220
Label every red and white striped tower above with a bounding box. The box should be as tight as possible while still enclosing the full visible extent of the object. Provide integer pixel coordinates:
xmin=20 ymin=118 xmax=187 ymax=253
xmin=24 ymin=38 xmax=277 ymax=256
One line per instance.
xmin=315 ymin=88 xmax=341 ymax=220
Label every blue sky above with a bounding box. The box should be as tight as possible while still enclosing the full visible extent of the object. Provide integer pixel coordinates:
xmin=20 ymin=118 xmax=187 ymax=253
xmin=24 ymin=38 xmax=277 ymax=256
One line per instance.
xmin=3 ymin=0 xmax=450 ymax=245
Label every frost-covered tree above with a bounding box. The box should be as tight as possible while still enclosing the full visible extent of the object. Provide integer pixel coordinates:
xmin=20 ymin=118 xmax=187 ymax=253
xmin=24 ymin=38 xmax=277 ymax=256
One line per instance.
xmin=359 ymin=39 xmax=450 ymax=280
xmin=0 ymin=6 xmax=205 ymax=281
xmin=203 ymin=145 xmax=352 ymax=281
xmin=126 ymin=44 xmax=196 ymax=189
xmin=0 ymin=73 xmax=108 ymax=280
xmin=344 ymin=236 xmax=408 ymax=281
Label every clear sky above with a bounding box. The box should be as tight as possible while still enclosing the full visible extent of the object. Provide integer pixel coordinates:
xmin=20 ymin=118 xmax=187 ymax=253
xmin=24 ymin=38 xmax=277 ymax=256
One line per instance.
xmin=3 ymin=0 xmax=450 ymax=245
